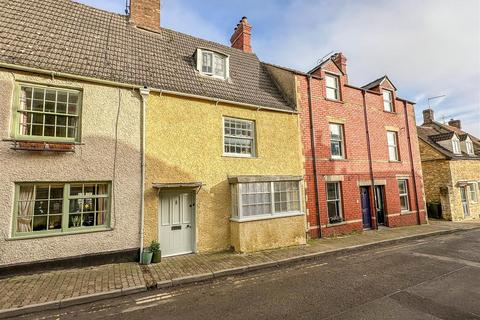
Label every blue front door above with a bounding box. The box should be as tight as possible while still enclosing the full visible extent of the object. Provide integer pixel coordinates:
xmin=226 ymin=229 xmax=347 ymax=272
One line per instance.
xmin=361 ymin=187 xmax=372 ymax=229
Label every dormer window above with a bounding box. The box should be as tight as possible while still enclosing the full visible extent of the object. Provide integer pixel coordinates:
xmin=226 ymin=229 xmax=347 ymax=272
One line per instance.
xmin=452 ymin=138 xmax=461 ymax=154
xmin=466 ymin=140 xmax=474 ymax=155
xmin=196 ymin=49 xmax=229 ymax=80
xmin=383 ymin=90 xmax=393 ymax=112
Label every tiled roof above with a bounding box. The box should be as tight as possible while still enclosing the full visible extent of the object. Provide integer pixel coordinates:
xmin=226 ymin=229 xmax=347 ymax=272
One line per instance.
xmin=0 ymin=0 xmax=294 ymax=111
xmin=417 ymin=122 xmax=480 ymax=160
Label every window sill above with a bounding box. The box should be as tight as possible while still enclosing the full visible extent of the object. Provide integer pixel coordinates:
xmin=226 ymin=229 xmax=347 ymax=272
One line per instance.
xmin=325 ymin=98 xmax=344 ymax=104
xmin=400 ymin=210 xmax=412 ymax=215
xmin=388 ymin=160 xmax=401 ymax=163
xmin=230 ymin=211 xmax=304 ymax=223
xmin=7 ymin=227 xmax=112 ymax=241
xmin=222 ymin=154 xmax=258 ymax=159
xmin=383 ymin=110 xmax=397 ymax=114
xmin=9 ymin=139 xmax=79 ymax=152
xmin=326 ymin=221 xmax=346 ymax=227
xmin=330 ymin=157 xmax=347 ymax=161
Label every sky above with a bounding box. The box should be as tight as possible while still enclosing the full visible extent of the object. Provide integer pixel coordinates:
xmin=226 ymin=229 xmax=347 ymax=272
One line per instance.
xmin=77 ymin=0 xmax=480 ymax=135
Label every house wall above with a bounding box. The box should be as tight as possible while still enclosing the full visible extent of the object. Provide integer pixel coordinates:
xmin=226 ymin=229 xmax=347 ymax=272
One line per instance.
xmin=230 ymin=215 xmax=305 ymax=253
xmin=0 ymin=69 xmax=142 ymax=266
xmin=448 ymin=160 xmax=480 ymax=221
xmin=295 ymin=61 xmax=426 ymax=238
xmin=144 ymin=92 xmax=306 ymax=253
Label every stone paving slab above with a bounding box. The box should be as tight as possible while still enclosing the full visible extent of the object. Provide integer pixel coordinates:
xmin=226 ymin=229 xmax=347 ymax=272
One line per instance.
xmin=1 ymin=220 xmax=479 ymax=318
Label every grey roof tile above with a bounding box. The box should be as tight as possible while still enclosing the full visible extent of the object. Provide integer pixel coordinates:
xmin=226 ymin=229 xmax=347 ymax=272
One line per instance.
xmin=0 ymin=0 xmax=294 ymax=111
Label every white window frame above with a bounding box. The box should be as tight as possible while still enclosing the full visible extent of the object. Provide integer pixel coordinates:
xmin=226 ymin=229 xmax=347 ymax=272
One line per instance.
xmin=326 ymin=182 xmax=343 ymax=224
xmin=329 ymin=123 xmax=345 ymax=159
xmin=398 ymin=179 xmax=410 ymax=212
xmin=383 ymin=89 xmax=394 ymax=112
xmin=230 ymin=181 xmax=303 ymax=222
xmin=466 ymin=140 xmax=474 ymax=155
xmin=196 ymin=48 xmax=229 ymax=80
xmin=469 ymin=183 xmax=478 ymax=203
xmin=452 ymin=138 xmax=461 ymax=154
xmin=223 ymin=117 xmax=256 ymax=158
xmin=325 ymin=73 xmax=340 ymax=100
xmin=387 ymin=131 xmax=399 ymax=161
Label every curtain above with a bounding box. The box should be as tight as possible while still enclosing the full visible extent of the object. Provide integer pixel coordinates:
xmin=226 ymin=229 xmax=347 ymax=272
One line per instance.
xmin=17 ymin=186 xmax=34 ymax=232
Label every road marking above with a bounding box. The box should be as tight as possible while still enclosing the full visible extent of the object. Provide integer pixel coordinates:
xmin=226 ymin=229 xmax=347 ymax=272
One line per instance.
xmin=412 ymin=252 xmax=480 ymax=268
xmin=302 ymin=262 xmax=328 ymax=269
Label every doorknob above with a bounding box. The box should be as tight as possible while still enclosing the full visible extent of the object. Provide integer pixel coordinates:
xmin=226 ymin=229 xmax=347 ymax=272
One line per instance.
xmin=186 ymin=225 xmax=191 ymax=228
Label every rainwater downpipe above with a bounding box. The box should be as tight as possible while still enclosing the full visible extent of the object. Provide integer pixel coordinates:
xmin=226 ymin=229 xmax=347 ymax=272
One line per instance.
xmin=362 ymin=90 xmax=378 ymax=229
xmin=403 ymin=100 xmax=421 ymax=225
xmin=307 ymin=76 xmax=322 ymax=238
xmin=139 ymin=86 xmax=150 ymax=262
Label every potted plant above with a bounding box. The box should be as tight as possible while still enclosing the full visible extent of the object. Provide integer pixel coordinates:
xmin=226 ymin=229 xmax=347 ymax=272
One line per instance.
xmin=150 ymin=240 xmax=161 ymax=263
xmin=141 ymin=247 xmax=153 ymax=265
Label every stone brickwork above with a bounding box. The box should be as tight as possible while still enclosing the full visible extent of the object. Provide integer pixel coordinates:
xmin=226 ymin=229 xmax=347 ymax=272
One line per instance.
xmin=419 ymin=141 xmax=480 ymax=221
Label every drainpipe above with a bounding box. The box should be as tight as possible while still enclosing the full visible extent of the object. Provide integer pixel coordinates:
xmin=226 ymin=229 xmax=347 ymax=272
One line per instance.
xmin=139 ymin=86 xmax=150 ymax=262
xmin=307 ymin=76 xmax=322 ymax=238
xmin=362 ymin=90 xmax=378 ymax=229
xmin=403 ymin=100 xmax=421 ymax=225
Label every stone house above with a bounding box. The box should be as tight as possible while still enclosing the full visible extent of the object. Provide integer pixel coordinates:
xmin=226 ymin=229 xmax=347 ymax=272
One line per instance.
xmin=417 ymin=109 xmax=480 ymax=221
xmin=267 ymin=54 xmax=427 ymax=238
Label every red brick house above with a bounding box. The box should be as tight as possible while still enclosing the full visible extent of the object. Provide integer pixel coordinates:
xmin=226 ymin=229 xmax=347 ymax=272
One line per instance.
xmin=268 ymin=53 xmax=427 ymax=238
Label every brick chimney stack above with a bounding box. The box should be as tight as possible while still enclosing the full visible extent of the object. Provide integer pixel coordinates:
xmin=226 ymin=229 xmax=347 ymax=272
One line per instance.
xmin=129 ymin=0 xmax=161 ymax=32
xmin=448 ymin=119 xmax=461 ymax=129
xmin=230 ymin=17 xmax=252 ymax=53
xmin=423 ymin=109 xmax=434 ymax=124
xmin=332 ymin=52 xmax=347 ymax=75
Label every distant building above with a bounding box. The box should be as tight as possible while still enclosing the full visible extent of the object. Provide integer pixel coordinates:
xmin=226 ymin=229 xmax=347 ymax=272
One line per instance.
xmin=418 ymin=109 xmax=480 ymax=221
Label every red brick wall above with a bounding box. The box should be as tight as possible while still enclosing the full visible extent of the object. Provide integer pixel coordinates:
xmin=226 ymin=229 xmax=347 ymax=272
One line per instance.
xmin=130 ymin=0 xmax=161 ymax=32
xmin=298 ymin=60 xmax=426 ymax=238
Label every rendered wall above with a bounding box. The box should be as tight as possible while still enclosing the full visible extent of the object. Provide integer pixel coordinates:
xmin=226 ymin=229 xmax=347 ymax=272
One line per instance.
xmin=144 ymin=93 xmax=305 ymax=253
xmin=230 ymin=215 xmax=306 ymax=253
xmin=448 ymin=160 xmax=480 ymax=221
xmin=0 ymin=69 xmax=142 ymax=266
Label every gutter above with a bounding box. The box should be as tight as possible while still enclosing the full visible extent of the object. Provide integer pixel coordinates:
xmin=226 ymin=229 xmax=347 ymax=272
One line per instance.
xmin=307 ymin=76 xmax=322 ymax=238
xmin=403 ymin=101 xmax=422 ymax=225
xmin=362 ymin=90 xmax=378 ymax=229
xmin=138 ymin=87 xmax=150 ymax=261
xmin=0 ymin=62 xmax=296 ymax=114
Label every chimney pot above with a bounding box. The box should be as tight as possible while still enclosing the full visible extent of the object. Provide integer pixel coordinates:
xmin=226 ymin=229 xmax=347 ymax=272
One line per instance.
xmin=448 ymin=119 xmax=461 ymax=129
xmin=129 ymin=0 xmax=161 ymax=32
xmin=422 ymin=108 xmax=434 ymax=124
xmin=230 ymin=16 xmax=252 ymax=53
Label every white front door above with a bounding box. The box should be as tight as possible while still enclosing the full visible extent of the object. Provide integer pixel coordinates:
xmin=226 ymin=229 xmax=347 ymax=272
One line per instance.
xmin=159 ymin=192 xmax=194 ymax=257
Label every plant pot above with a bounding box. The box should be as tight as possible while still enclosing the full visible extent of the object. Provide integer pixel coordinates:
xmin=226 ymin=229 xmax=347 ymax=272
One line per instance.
xmin=141 ymin=250 xmax=153 ymax=265
xmin=152 ymin=251 xmax=162 ymax=263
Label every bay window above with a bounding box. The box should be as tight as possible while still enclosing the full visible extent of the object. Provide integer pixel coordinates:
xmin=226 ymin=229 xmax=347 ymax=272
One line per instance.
xmin=13 ymin=182 xmax=110 ymax=237
xmin=231 ymin=180 xmax=302 ymax=221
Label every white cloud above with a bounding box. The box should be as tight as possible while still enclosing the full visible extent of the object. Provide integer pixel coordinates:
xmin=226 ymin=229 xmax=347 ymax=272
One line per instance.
xmin=255 ymin=0 xmax=480 ymax=135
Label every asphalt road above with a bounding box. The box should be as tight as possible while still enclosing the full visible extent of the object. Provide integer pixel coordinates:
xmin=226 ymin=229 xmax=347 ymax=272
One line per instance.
xmin=17 ymin=229 xmax=480 ymax=320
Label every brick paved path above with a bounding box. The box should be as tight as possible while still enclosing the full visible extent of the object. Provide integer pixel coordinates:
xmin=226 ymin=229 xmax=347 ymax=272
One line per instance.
xmin=0 ymin=220 xmax=478 ymax=316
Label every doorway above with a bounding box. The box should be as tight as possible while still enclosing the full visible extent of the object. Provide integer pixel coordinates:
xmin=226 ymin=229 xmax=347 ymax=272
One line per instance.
xmin=374 ymin=185 xmax=386 ymax=225
xmin=360 ymin=186 xmax=372 ymax=229
xmin=158 ymin=191 xmax=195 ymax=257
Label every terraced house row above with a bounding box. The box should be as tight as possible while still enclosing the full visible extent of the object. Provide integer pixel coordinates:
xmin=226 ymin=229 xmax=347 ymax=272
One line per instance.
xmin=0 ymin=0 xmax=434 ymax=270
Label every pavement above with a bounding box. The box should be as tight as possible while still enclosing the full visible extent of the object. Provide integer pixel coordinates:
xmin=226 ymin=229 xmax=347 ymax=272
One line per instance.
xmin=1 ymin=219 xmax=479 ymax=319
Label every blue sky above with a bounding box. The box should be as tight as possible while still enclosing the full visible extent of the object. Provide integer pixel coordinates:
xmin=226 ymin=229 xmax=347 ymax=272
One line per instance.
xmin=77 ymin=0 xmax=479 ymax=135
